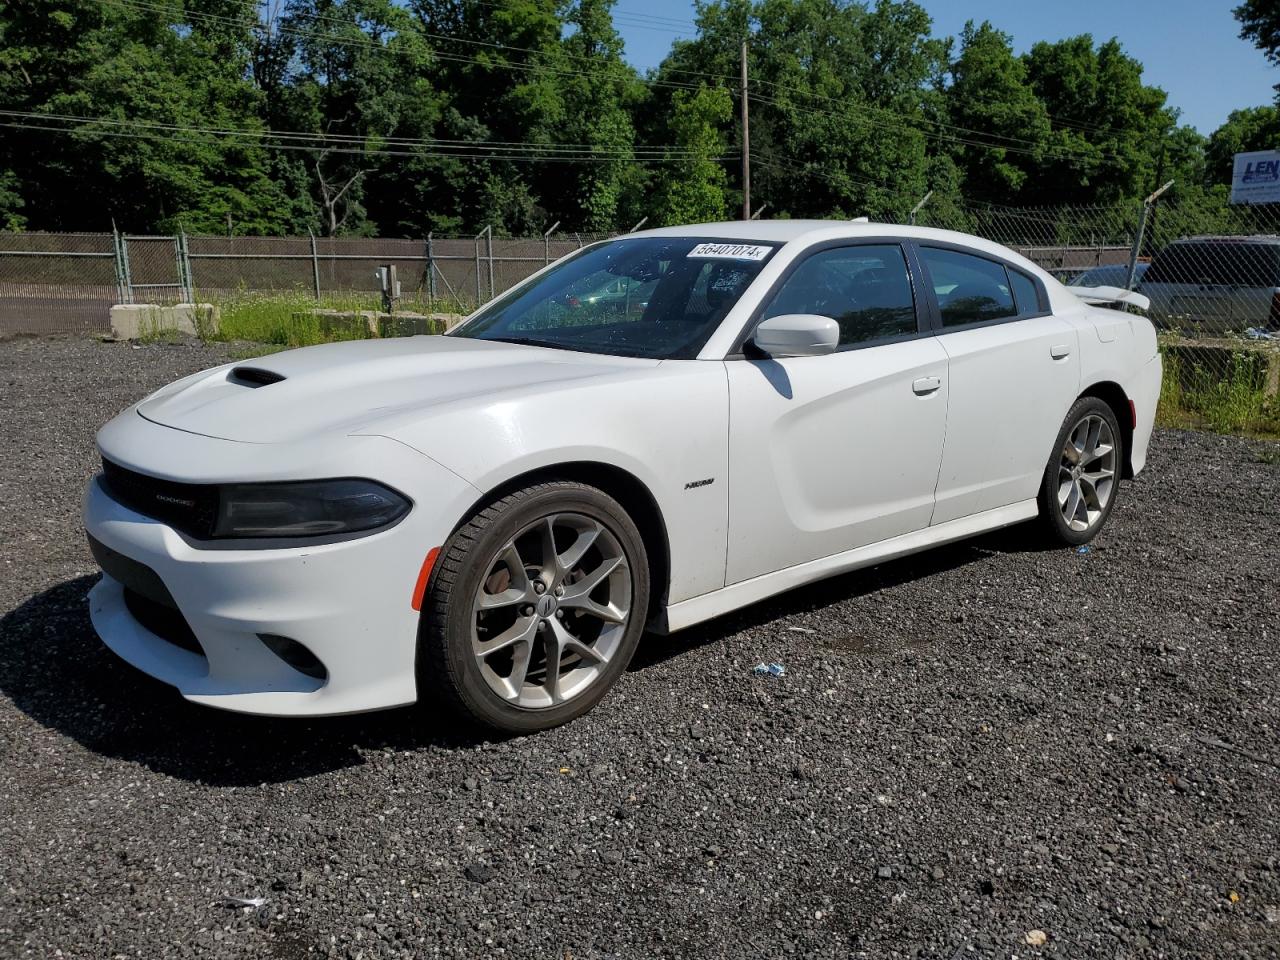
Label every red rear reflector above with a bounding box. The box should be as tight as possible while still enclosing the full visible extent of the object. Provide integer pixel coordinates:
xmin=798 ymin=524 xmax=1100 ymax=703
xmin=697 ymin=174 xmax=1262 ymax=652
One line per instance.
xmin=1128 ymin=399 xmax=1137 ymax=428
xmin=411 ymin=547 xmax=441 ymax=612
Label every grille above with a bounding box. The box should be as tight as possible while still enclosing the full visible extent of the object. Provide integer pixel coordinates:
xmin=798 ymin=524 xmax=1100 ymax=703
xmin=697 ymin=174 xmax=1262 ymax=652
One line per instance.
xmin=123 ymin=587 xmax=204 ymax=657
xmin=100 ymin=459 xmax=219 ymax=538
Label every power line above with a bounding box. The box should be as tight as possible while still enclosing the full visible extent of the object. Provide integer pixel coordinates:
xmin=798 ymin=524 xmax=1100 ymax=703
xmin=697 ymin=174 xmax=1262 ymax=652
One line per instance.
xmin=0 ymin=115 xmax=732 ymax=164
xmin=0 ymin=109 xmax=708 ymax=157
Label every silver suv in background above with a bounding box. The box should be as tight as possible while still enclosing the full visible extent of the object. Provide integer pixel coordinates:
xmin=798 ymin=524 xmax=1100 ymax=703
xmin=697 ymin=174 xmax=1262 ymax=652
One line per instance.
xmin=1138 ymin=236 xmax=1280 ymax=335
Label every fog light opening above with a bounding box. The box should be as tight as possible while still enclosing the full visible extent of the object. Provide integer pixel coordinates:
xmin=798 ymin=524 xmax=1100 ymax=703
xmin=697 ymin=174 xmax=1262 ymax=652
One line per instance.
xmin=259 ymin=634 xmax=328 ymax=682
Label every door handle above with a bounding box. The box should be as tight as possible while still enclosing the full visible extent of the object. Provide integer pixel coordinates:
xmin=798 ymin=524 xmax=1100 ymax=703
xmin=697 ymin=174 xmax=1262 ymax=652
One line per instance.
xmin=1050 ymin=343 xmax=1071 ymax=359
xmin=912 ymin=376 xmax=942 ymax=396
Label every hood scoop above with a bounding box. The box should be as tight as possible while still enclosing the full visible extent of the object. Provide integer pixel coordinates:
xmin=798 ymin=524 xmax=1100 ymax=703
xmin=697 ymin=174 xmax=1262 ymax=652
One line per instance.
xmin=228 ymin=366 xmax=286 ymax=388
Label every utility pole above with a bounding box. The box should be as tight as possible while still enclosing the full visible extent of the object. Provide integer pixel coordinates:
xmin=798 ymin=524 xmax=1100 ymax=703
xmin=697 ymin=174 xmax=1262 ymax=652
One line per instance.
xmin=740 ymin=38 xmax=751 ymax=221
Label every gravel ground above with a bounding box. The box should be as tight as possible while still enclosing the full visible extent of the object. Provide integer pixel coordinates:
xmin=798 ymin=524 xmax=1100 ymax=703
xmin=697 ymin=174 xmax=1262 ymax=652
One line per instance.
xmin=1 ymin=336 xmax=1279 ymax=960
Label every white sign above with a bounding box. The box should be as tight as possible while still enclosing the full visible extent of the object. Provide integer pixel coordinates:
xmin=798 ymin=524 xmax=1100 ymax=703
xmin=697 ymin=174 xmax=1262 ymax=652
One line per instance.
xmin=687 ymin=242 xmax=772 ymax=261
xmin=1231 ymin=149 xmax=1280 ymax=205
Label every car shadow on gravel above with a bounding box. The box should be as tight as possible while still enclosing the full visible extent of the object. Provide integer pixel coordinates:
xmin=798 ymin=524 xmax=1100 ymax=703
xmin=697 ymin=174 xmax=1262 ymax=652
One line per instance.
xmin=0 ymin=576 xmax=501 ymax=786
xmin=2 ymin=524 xmax=1050 ymax=785
xmin=630 ymin=520 xmax=1055 ymax=670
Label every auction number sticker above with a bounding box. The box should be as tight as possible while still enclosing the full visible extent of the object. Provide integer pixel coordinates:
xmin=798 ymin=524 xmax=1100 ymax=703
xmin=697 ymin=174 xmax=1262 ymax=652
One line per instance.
xmin=687 ymin=242 xmax=772 ymax=261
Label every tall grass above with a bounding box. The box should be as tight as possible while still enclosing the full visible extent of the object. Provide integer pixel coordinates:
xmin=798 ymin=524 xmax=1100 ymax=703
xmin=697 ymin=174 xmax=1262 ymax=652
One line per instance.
xmin=204 ymin=288 xmax=466 ymax=347
xmin=1157 ymin=351 xmax=1280 ymax=438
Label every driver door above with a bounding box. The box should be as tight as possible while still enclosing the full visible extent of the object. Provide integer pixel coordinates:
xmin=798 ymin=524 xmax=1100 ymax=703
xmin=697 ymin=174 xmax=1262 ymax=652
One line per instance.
xmin=725 ymin=241 xmax=949 ymax=585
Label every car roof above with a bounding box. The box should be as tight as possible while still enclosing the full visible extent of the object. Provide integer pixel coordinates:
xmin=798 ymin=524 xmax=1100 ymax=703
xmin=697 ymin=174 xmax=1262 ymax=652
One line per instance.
xmin=629 ymin=219 xmax=1054 ymax=279
xmin=633 ymin=219 xmax=979 ymax=245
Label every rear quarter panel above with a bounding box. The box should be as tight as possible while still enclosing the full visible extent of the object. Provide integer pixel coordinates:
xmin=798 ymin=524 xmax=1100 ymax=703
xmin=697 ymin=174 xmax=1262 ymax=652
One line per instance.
xmin=1064 ymin=303 xmax=1161 ymax=474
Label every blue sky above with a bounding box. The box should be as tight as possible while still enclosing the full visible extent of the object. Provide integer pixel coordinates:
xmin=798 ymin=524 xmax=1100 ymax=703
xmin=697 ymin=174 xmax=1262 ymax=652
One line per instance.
xmin=610 ymin=0 xmax=1277 ymax=134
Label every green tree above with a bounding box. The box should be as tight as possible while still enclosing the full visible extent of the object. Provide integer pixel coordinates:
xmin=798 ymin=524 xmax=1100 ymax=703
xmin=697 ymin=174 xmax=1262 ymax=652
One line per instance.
xmin=944 ymin=21 xmax=1050 ymax=202
xmin=651 ymin=0 xmax=942 ymax=221
xmin=654 ymin=84 xmax=733 ymax=224
xmin=1021 ymin=35 xmax=1180 ymax=205
xmin=1206 ymin=105 xmax=1280 ymax=184
xmin=547 ymin=0 xmax=646 ymax=232
xmin=0 ymin=0 xmax=302 ymax=233
xmin=280 ymin=0 xmax=440 ymax=235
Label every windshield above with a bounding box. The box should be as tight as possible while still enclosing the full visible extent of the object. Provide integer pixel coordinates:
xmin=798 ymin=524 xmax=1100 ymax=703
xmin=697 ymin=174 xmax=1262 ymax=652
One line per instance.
xmin=450 ymin=237 xmax=780 ymax=359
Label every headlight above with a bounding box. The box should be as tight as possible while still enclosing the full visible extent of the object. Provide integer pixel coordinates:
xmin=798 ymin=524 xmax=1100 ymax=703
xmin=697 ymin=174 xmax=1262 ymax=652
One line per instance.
xmin=213 ymin=479 xmax=411 ymax=539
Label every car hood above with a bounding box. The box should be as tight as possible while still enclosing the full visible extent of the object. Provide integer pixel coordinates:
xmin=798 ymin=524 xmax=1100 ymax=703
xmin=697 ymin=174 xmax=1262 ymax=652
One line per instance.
xmin=137 ymin=336 xmax=658 ymax=444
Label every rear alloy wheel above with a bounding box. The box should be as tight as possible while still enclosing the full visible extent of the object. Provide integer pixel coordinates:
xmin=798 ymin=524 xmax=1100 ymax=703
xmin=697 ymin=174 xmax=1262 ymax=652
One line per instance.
xmin=420 ymin=482 xmax=649 ymax=732
xmin=1038 ymin=397 xmax=1124 ymax=546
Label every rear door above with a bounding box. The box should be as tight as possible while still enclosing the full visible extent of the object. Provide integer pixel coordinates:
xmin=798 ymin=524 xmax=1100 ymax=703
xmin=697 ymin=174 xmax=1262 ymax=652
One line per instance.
xmin=915 ymin=243 xmax=1081 ymax=525
xmin=725 ymin=241 xmax=949 ymax=584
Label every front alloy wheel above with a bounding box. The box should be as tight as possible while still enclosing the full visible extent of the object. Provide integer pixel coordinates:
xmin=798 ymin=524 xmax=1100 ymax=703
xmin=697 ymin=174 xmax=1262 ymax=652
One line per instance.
xmin=419 ymin=481 xmax=649 ymax=732
xmin=471 ymin=513 xmax=631 ymax=708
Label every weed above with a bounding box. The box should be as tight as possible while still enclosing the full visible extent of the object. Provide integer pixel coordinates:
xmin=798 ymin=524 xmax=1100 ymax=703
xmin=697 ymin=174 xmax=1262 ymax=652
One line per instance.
xmin=1157 ymin=350 xmax=1280 ymax=438
xmin=201 ymin=288 xmax=465 ymax=348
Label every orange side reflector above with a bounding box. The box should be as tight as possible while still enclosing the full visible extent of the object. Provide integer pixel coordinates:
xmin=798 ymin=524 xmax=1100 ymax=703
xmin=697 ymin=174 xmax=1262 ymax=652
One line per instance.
xmin=1128 ymin=399 xmax=1137 ymax=429
xmin=410 ymin=547 xmax=441 ymax=612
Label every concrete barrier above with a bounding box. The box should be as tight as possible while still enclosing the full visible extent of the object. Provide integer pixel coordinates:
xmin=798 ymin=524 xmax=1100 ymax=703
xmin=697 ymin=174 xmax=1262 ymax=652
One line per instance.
xmin=109 ymin=303 xmax=219 ymax=340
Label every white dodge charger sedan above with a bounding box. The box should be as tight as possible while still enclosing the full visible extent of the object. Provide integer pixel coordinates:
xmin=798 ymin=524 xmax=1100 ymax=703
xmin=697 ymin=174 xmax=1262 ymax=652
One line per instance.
xmin=84 ymin=221 xmax=1161 ymax=731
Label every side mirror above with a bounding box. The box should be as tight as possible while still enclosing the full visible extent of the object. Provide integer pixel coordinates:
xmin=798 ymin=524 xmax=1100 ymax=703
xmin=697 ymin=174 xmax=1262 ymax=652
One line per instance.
xmin=751 ymin=314 xmax=839 ymax=358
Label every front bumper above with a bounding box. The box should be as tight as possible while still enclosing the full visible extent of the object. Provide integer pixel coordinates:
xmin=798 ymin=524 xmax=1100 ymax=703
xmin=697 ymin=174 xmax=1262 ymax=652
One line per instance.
xmin=83 ymin=432 xmax=479 ymax=716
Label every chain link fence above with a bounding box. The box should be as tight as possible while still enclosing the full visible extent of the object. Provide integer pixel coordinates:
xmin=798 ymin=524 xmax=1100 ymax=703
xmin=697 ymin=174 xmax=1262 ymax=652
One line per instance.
xmin=0 ymin=228 xmax=619 ymax=336
xmin=907 ymin=195 xmax=1280 ymax=434
xmin=1 ymin=204 xmax=1277 ymax=433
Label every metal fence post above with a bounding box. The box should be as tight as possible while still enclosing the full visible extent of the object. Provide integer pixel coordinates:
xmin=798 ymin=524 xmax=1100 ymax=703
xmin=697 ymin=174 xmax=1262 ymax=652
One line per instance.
xmin=111 ymin=226 xmax=129 ymax=304
xmin=543 ymin=221 xmax=560 ymax=265
xmin=121 ymin=234 xmax=134 ymax=304
xmin=426 ymin=232 xmax=437 ymax=305
xmin=908 ymin=191 xmax=933 ymax=225
xmin=1125 ymin=180 xmax=1174 ymax=290
xmin=179 ymin=230 xmax=195 ymax=302
xmin=308 ymin=229 xmax=321 ymax=300
xmin=474 ymin=228 xmax=483 ymax=305
xmin=486 ymin=226 xmax=495 ymax=302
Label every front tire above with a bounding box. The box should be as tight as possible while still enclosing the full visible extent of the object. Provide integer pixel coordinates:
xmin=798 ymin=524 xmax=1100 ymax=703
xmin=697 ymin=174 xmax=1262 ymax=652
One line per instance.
xmin=419 ymin=481 xmax=649 ymax=733
xmin=1037 ymin=397 xmax=1124 ymax=546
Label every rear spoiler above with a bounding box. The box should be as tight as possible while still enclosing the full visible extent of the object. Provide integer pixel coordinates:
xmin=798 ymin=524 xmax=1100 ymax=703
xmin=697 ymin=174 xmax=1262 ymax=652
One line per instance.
xmin=1069 ymin=285 xmax=1150 ymax=313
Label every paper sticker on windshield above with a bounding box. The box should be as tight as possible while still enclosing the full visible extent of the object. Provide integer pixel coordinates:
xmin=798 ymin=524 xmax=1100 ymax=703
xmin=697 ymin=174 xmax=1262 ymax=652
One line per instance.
xmin=687 ymin=243 xmax=772 ymax=261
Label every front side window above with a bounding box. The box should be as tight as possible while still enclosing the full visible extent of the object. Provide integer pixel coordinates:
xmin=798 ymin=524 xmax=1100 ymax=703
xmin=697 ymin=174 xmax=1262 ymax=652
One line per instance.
xmin=451 ymin=237 xmax=779 ymax=359
xmin=760 ymin=244 xmax=918 ymax=346
xmin=921 ymin=247 xmax=1017 ymax=327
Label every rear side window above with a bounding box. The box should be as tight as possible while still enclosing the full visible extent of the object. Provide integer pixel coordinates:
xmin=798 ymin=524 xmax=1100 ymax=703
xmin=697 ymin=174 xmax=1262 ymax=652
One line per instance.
xmin=1144 ymin=241 xmax=1280 ymax=287
xmin=1008 ymin=269 xmax=1042 ymax=314
xmin=761 ymin=244 xmax=918 ymax=346
xmin=920 ymin=247 xmax=1017 ymax=327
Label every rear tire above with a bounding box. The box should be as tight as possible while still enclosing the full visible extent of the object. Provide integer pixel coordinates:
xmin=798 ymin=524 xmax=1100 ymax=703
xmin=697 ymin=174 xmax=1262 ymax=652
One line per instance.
xmin=418 ymin=481 xmax=649 ymax=733
xmin=1037 ymin=397 xmax=1124 ymax=546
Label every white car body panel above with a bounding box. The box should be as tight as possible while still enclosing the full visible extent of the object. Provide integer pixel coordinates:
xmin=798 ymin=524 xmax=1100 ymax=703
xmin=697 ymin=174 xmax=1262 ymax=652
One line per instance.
xmin=725 ymin=338 xmax=949 ymax=583
xmin=381 ymin=357 xmax=732 ymax=604
xmin=930 ymin=314 xmax=1080 ymax=525
xmin=666 ymin=499 xmax=1038 ymax=632
xmin=82 ymin=219 xmax=1162 ymax=717
xmin=85 ymin=426 xmax=480 ymax=715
